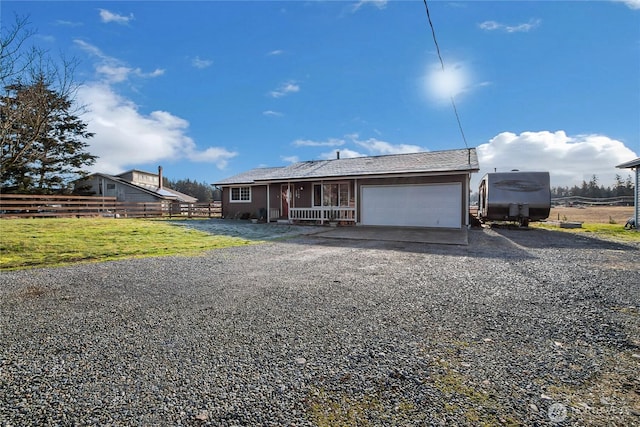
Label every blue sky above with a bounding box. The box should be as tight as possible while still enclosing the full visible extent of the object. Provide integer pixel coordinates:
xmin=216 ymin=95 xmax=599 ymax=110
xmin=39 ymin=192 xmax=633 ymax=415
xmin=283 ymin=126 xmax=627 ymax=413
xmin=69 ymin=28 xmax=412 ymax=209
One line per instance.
xmin=3 ymin=0 xmax=639 ymax=189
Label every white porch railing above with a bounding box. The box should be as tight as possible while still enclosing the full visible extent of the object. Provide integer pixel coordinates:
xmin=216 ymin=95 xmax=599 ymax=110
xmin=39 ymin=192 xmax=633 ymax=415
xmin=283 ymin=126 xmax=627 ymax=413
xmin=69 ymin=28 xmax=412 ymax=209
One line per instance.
xmin=289 ymin=207 xmax=355 ymax=223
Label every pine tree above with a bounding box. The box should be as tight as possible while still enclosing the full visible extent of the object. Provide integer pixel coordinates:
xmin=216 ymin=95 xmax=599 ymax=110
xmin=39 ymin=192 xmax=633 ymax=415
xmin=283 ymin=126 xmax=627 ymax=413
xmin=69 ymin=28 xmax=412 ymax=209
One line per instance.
xmin=1 ymin=75 xmax=95 ymax=193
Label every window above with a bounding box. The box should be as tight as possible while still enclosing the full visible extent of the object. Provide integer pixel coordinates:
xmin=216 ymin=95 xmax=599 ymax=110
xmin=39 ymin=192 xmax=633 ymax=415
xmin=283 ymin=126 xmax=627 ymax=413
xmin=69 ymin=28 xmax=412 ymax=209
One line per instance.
xmin=106 ymin=183 xmax=116 ymax=190
xmin=230 ymin=186 xmax=251 ymax=202
xmin=313 ymin=185 xmax=322 ymax=207
xmin=313 ymin=183 xmax=350 ymax=207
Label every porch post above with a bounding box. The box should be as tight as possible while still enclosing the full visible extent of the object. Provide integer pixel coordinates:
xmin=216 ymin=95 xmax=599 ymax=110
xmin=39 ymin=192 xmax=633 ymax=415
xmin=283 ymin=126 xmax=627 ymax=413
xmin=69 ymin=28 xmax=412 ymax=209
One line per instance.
xmin=288 ymin=182 xmax=291 ymax=222
xmin=266 ymin=184 xmax=270 ymax=222
xmin=320 ymin=180 xmax=324 ymax=225
xmin=354 ymin=178 xmax=358 ymax=224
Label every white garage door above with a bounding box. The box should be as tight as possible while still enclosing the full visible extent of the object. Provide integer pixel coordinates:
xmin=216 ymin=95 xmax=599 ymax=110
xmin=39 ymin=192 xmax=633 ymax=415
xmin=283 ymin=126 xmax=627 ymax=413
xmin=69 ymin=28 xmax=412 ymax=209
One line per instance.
xmin=361 ymin=183 xmax=462 ymax=228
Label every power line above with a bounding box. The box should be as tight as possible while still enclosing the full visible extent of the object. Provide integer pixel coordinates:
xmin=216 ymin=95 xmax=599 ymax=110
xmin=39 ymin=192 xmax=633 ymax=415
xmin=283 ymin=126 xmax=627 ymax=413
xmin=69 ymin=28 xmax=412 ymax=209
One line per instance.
xmin=422 ymin=0 xmax=469 ymax=150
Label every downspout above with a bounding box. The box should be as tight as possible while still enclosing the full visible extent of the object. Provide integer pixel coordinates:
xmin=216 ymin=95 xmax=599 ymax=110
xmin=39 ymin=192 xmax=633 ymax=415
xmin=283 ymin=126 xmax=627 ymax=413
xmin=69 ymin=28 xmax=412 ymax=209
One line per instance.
xmin=466 ymin=148 xmax=472 ymax=228
xmin=633 ymin=166 xmax=640 ymax=232
xmin=465 ymin=173 xmax=471 ymax=228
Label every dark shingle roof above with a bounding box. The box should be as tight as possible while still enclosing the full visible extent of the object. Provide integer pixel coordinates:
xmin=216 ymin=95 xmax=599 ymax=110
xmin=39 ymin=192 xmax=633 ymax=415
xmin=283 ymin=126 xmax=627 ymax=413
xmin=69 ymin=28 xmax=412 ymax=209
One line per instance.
xmin=213 ymin=166 xmax=286 ymax=185
xmin=214 ymin=149 xmax=478 ymax=185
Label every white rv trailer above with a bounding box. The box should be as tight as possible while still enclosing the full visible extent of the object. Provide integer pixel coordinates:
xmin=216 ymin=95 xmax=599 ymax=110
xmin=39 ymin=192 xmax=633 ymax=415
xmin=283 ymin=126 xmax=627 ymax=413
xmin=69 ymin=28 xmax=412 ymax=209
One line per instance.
xmin=478 ymin=171 xmax=551 ymax=226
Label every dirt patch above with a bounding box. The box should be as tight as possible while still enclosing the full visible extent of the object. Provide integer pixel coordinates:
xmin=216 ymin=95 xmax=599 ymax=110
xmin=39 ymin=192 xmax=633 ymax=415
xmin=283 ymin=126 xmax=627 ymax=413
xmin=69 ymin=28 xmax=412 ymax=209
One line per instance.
xmin=549 ymin=206 xmax=634 ymax=224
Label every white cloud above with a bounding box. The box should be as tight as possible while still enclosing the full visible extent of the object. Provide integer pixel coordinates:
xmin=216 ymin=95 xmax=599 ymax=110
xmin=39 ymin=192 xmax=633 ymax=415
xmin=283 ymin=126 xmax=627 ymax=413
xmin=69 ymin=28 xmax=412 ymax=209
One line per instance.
xmin=76 ymin=83 xmax=237 ymax=174
xmin=263 ymin=110 xmax=284 ymax=117
xmin=267 ymin=50 xmax=284 ymax=56
xmin=269 ymin=81 xmax=300 ymax=98
xmin=308 ymin=134 xmax=424 ymax=159
xmin=94 ymin=65 xmax=132 ymax=83
xmin=55 ymin=20 xmax=83 ymax=27
xmin=73 ymin=39 xmax=236 ymax=174
xmin=351 ymin=0 xmax=388 ymax=13
xmin=475 ymin=130 xmax=638 ymax=189
xmin=613 ymin=0 xmax=640 ymax=10
xmin=293 ymin=138 xmax=345 ymax=147
xmin=353 ymin=137 xmax=423 ymax=155
xmin=281 ymin=155 xmax=299 ymax=163
xmin=75 ymin=39 xmax=103 ymax=57
xmin=143 ymin=69 xmax=165 ymax=78
xmin=320 ymin=148 xmax=365 ymax=159
xmin=75 ymin=40 xmax=164 ymax=83
xmin=36 ymin=34 xmax=56 ymax=43
xmin=99 ymin=9 xmax=134 ymax=25
xmin=478 ymin=19 xmax=541 ymax=33
xmin=188 ymin=147 xmax=237 ymax=169
xmin=95 ymin=65 xmax=164 ymax=83
xmin=192 ymin=56 xmax=213 ymax=69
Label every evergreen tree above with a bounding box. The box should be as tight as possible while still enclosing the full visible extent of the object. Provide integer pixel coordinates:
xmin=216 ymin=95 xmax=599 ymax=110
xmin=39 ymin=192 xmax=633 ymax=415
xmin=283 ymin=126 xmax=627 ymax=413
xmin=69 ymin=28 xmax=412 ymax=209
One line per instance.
xmin=1 ymin=75 xmax=96 ymax=193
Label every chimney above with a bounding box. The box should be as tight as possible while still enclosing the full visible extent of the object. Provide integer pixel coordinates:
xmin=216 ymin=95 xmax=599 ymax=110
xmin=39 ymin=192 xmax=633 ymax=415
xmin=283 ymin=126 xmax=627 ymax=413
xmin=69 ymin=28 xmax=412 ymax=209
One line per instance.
xmin=158 ymin=166 xmax=163 ymax=189
xmin=336 ymin=150 xmax=340 ymax=160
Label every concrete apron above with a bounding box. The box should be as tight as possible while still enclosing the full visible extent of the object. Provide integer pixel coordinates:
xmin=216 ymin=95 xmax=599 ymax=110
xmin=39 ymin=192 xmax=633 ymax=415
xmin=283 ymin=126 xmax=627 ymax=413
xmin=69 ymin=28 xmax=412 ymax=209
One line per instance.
xmin=316 ymin=226 xmax=469 ymax=245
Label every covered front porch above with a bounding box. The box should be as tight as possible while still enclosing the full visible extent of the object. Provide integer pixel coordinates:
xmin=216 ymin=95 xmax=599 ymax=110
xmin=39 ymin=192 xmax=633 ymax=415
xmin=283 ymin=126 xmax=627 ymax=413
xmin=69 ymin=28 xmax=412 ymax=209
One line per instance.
xmin=267 ymin=180 xmax=356 ymax=225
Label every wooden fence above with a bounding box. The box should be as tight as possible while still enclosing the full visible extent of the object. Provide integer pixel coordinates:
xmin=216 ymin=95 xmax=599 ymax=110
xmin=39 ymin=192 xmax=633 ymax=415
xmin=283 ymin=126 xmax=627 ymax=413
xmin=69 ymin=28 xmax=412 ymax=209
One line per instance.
xmin=0 ymin=194 xmax=221 ymax=219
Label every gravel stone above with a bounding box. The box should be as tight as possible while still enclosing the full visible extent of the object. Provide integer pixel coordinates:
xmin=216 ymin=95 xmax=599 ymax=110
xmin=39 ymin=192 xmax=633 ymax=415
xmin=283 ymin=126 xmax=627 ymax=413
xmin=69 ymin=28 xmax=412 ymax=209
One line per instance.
xmin=1 ymin=227 xmax=639 ymax=426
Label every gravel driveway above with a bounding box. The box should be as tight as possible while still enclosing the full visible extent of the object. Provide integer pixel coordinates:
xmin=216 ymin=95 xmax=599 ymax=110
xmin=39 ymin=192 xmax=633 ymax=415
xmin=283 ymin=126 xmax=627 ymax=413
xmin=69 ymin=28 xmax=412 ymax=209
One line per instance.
xmin=1 ymin=228 xmax=639 ymax=426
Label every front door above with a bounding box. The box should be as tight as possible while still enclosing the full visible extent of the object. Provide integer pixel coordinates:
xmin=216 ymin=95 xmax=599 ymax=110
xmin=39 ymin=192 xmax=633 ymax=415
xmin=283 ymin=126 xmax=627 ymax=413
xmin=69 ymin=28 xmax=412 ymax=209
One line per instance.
xmin=281 ymin=184 xmax=290 ymax=218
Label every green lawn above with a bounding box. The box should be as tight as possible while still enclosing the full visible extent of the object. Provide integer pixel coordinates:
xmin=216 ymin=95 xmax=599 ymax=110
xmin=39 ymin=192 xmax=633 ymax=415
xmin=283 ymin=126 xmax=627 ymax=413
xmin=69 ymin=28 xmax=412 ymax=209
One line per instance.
xmin=531 ymin=222 xmax=640 ymax=244
xmin=0 ymin=218 xmax=257 ymax=270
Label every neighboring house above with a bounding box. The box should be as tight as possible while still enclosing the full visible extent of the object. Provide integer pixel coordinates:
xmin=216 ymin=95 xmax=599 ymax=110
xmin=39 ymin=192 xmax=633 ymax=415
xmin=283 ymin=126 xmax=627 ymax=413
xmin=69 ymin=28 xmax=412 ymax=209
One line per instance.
xmin=616 ymin=157 xmax=639 ymax=229
xmin=213 ymin=148 xmax=479 ymax=228
xmin=75 ymin=167 xmax=198 ymax=203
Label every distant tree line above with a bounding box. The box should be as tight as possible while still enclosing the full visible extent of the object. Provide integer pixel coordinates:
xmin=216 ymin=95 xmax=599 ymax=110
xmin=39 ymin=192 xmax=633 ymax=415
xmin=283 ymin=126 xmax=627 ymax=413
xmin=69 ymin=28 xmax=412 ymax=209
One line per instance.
xmin=163 ymin=178 xmax=219 ymax=203
xmin=551 ymin=174 xmax=635 ymax=199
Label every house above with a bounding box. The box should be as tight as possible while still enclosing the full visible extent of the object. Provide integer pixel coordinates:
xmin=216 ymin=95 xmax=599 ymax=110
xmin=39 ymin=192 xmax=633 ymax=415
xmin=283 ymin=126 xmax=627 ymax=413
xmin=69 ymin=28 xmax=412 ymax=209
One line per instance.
xmin=213 ymin=148 xmax=479 ymax=228
xmin=75 ymin=166 xmax=198 ymax=204
xmin=616 ymin=157 xmax=639 ymax=230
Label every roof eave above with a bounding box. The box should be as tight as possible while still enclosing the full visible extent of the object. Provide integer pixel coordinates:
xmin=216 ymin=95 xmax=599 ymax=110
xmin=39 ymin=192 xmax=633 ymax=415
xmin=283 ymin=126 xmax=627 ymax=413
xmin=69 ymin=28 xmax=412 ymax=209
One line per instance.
xmin=253 ymin=167 xmax=480 ymax=184
xmin=616 ymin=158 xmax=640 ymax=169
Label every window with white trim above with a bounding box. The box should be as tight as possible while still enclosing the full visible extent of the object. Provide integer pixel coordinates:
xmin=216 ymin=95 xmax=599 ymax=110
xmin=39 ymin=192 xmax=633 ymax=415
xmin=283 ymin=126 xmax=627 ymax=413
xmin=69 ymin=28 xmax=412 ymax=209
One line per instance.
xmin=230 ymin=186 xmax=251 ymax=202
xmin=312 ymin=182 xmax=350 ymax=207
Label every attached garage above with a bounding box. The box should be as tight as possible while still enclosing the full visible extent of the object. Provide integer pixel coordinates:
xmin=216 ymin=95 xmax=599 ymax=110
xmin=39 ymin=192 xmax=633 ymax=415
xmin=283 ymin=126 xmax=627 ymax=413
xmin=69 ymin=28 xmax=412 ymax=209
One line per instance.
xmin=360 ymin=183 xmax=462 ymax=228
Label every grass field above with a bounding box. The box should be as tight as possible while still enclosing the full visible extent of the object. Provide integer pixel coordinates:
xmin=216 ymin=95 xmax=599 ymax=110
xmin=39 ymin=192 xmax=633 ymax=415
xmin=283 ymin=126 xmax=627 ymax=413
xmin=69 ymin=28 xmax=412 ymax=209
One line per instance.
xmin=533 ymin=205 xmax=639 ymax=244
xmin=1 ymin=207 xmax=638 ymax=270
xmin=0 ymin=218 xmax=257 ymax=270
xmin=548 ymin=205 xmax=634 ymax=224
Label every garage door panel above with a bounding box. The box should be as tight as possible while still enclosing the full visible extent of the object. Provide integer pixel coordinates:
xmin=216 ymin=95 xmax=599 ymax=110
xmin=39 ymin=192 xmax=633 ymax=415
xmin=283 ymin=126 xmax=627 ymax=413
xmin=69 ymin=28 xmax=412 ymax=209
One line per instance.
xmin=361 ymin=183 xmax=461 ymax=228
